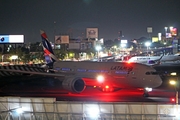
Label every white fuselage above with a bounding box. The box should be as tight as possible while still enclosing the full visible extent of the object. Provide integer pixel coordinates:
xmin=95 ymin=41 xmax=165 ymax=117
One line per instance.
xmin=128 ymin=56 xmax=160 ymax=63
xmin=53 ymin=61 xmax=162 ymax=89
xmin=128 ymin=54 xmax=180 ymax=63
xmin=161 ymin=54 xmax=180 ymax=62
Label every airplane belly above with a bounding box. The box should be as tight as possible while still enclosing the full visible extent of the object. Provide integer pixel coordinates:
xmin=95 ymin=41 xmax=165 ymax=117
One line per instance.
xmin=110 ymin=75 xmax=136 ymax=88
xmin=136 ymin=75 xmax=162 ymax=88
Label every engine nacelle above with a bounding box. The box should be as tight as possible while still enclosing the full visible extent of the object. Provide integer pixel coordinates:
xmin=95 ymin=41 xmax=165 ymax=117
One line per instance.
xmin=147 ymin=60 xmax=156 ymax=64
xmin=62 ymin=77 xmax=86 ymax=93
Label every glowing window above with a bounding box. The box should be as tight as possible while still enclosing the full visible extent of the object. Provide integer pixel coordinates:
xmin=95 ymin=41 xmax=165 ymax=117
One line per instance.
xmin=100 ymin=70 xmax=109 ymax=73
xmin=88 ymin=70 xmax=101 ymax=72
xmin=115 ymin=71 xmax=128 ymax=74
xmin=77 ymin=69 xmax=86 ymax=72
xmin=61 ymin=68 xmax=71 ymax=71
xmin=55 ymin=67 xmax=60 ymax=71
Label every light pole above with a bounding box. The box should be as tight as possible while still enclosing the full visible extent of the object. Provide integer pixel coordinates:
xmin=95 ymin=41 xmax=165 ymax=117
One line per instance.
xmin=96 ymin=46 xmax=101 ymax=62
xmin=2 ymin=55 xmax=4 ymax=62
xmin=164 ymin=27 xmax=168 ymax=42
xmin=120 ymin=43 xmax=126 ymax=61
xmin=145 ymin=42 xmax=151 ymax=56
xmin=164 ymin=27 xmax=168 ymax=35
xmin=169 ymin=72 xmax=179 ymax=118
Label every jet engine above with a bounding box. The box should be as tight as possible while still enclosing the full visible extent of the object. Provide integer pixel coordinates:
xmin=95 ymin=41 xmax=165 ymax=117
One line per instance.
xmin=147 ymin=60 xmax=156 ymax=64
xmin=62 ymin=77 xmax=86 ymax=93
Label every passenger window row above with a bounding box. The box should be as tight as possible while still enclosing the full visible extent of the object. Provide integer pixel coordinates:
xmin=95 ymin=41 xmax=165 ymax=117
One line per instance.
xmin=55 ymin=67 xmax=130 ymax=74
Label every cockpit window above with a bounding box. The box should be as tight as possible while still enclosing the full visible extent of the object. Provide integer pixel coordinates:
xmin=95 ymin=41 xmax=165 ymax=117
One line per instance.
xmin=145 ymin=72 xmax=150 ymax=75
xmin=151 ymin=72 xmax=158 ymax=75
xmin=145 ymin=71 xmax=158 ymax=75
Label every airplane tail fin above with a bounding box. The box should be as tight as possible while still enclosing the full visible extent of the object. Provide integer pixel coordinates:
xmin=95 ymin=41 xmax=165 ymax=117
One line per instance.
xmin=40 ymin=30 xmax=59 ymax=65
xmin=156 ymin=54 xmax=164 ymax=64
xmin=150 ymin=55 xmax=164 ymax=66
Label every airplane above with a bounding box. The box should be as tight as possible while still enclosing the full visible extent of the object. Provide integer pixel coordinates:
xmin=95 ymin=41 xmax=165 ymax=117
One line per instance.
xmin=0 ymin=30 xmax=163 ymax=97
xmin=128 ymin=53 xmax=180 ymax=65
xmin=128 ymin=55 xmax=163 ymax=65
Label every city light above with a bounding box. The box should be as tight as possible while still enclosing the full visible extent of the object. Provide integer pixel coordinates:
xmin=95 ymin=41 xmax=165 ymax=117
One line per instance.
xmin=169 ymin=80 xmax=176 ymax=85
xmin=145 ymin=42 xmax=151 ymax=56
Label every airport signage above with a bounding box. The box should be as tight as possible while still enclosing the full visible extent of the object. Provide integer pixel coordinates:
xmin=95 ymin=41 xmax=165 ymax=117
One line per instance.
xmin=0 ymin=35 xmax=24 ymax=43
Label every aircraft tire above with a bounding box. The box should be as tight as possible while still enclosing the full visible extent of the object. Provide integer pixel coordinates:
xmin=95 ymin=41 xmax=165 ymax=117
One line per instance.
xmin=143 ymin=93 xmax=149 ymax=97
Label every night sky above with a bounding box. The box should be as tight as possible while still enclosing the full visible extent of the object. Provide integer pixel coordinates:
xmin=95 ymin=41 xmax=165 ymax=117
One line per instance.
xmin=0 ymin=0 xmax=180 ymax=43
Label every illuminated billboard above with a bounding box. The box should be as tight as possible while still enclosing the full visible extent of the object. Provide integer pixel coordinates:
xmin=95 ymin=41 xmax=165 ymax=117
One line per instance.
xmin=166 ymin=33 xmax=172 ymax=38
xmin=147 ymin=27 xmax=153 ymax=33
xmin=0 ymin=35 xmax=24 ymax=43
xmin=152 ymin=37 xmax=158 ymax=42
xmin=86 ymin=28 xmax=98 ymax=39
xmin=170 ymin=27 xmax=177 ymax=36
xmin=55 ymin=35 xmax=69 ymax=44
xmin=121 ymin=39 xmax=127 ymax=43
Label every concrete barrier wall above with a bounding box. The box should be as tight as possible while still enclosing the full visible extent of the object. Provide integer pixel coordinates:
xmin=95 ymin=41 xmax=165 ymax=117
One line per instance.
xmin=0 ymin=97 xmax=179 ymax=120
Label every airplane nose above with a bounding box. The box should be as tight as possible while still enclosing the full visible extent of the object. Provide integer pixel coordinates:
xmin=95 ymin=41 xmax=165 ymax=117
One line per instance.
xmin=154 ymin=76 xmax=163 ymax=87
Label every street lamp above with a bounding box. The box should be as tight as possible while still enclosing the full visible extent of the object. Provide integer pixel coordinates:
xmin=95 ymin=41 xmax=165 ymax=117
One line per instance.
xmin=145 ymin=42 xmax=151 ymax=56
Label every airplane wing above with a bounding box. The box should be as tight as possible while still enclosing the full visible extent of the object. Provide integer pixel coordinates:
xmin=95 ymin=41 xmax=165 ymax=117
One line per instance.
xmin=0 ymin=67 xmax=69 ymax=78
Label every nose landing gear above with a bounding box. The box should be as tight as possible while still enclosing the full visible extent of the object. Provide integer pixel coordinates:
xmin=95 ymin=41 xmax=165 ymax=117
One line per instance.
xmin=143 ymin=87 xmax=152 ymax=97
xmin=143 ymin=92 xmax=149 ymax=97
